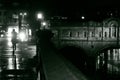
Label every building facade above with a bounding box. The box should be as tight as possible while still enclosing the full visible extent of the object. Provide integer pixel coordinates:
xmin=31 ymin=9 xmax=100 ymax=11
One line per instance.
xmin=51 ymin=17 xmax=120 ymax=75
xmin=0 ymin=9 xmax=30 ymax=40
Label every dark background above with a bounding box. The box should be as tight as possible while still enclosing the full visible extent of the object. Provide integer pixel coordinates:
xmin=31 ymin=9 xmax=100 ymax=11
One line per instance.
xmin=0 ymin=0 xmax=120 ymax=21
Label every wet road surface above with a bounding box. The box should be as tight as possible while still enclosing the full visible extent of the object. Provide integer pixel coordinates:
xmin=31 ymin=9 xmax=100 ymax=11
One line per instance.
xmin=0 ymin=38 xmax=37 ymax=80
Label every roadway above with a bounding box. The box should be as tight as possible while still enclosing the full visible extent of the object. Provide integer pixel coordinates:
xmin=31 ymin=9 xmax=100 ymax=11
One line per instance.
xmin=0 ymin=37 xmax=98 ymax=80
xmin=0 ymin=37 xmax=37 ymax=79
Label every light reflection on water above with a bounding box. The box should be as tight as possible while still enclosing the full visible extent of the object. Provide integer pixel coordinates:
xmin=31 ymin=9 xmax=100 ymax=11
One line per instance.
xmin=96 ymin=48 xmax=120 ymax=75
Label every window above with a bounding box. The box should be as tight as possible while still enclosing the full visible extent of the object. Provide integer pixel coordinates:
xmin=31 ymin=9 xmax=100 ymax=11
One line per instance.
xmin=109 ymin=28 xmax=111 ymax=38
xmin=92 ymin=32 xmax=95 ymax=37
xmin=70 ymin=31 xmax=72 ymax=37
xmin=84 ymin=32 xmax=87 ymax=38
xmin=105 ymin=32 xmax=107 ymax=38
xmin=114 ymin=32 xmax=116 ymax=37
xmin=77 ymin=32 xmax=80 ymax=37
xmin=99 ymin=32 xmax=102 ymax=37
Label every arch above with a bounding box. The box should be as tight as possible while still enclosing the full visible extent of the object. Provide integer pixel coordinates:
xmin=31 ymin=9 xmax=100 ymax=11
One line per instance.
xmin=103 ymin=18 xmax=120 ymax=27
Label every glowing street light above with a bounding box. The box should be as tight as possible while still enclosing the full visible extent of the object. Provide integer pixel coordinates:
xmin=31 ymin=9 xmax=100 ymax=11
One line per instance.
xmin=20 ymin=12 xmax=27 ymax=16
xmin=19 ymin=12 xmax=27 ymax=27
xmin=37 ymin=12 xmax=45 ymax=29
xmin=42 ymin=21 xmax=47 ymax=26
xmin=37 ymin=13 xmax=44 ymax=20
xmin=81 ymin=16 xmax=85 ymax=19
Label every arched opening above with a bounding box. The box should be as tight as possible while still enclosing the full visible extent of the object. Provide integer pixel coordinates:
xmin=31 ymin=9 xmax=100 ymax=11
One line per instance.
xmin=59 ymin=46 xmax=87 ymax=73
xmin=96 ymin=47 xmax=120 ymax=80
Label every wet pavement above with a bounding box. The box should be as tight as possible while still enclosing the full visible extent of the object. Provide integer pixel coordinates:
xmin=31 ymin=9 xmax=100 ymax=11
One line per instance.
xmin=0 ymin=38 xmax=37 ymax=80
xmin=0 ymin=37 xmax=92 ymax=80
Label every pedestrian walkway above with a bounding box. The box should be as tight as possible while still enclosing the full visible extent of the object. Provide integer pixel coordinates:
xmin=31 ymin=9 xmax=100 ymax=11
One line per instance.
xmin=37 ymin=43 xmax=89 ymax=80
xmin=41 ymin=52 xmax=88 ymax=80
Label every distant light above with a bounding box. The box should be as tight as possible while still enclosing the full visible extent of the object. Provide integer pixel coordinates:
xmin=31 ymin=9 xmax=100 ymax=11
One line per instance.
xmin=8 ymin=28 xmax=13 ymax=37
xmin=1 ymin=34 xmax=4 ymax=37
xmin=24 ymin=12 xmax=27 ymax=15
xmin=20 ymin=12 xmax=27 ymax=16
xmin=29 ymin=29 xmax=32 ymax=35
xmin=37 ymin=13 xmax=43 ymax=19
xmin=110 ymin=13 xmax=113 ymax=16
xmin=81 ymin=16 xmax=85 ymax=19
xmin=13 ymin=14 xmax=18 ymax=19
xmin=42 ymin=22 xmax=47 ymax=26
xmin=20 ymin=13 xmax=22 ymax=15
xmin=8 ymin=41 xmax=12 ymax=47
xmin=19 ymin=32 xmax=26 ymax=42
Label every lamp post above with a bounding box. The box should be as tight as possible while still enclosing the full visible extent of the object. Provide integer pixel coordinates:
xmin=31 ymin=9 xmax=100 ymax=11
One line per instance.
xmin=37 ymin=12 xmax=45 ymax=29
xmin=81 ymin=16 xmax=85 ymax=20
xmin=20 ymin=12 xmax=27 ymax=27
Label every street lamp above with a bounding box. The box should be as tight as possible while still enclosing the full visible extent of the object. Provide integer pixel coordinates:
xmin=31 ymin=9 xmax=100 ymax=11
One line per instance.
xmin=81 ymin=16 xmax=85 ymax=20
xmin=42 ymin=21 xmax=47 ymax=26
xmin=37 ymin=12 xmax=44 ymax=20
xmin=37 ymin=12 xmax=45 ymax=30
xmin=37 ymin=12 xmax=50 ymax=29
xmin=20 ymin=12 xmax=27 ymax=24
xmin=19 ymin=12 xmax=27 ymax=32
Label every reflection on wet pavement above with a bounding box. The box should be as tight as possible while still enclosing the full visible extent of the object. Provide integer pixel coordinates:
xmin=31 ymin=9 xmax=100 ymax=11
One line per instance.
xmin=0 ymin=56 xmax=28 ymax=70
xmin=0 ymin=39 xmax=37 ymax=79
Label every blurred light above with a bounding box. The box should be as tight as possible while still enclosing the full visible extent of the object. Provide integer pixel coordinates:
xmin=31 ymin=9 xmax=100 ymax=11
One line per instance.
xmin=13 ymin=14 xmax=18 ymax=19
xmin=7 ymin=27 xmax=18 ymax=37
xmin=1 ymin=34 xmax=4 ymax=37
xmin=8 ymin=41 xmax=12 ymax=47
xmin=24 ymin=12 xmax=27 ymax=15
xmin=8 ymin=58 xmax=14 ymax=69
xmin=8 ymin=28 xmax=13 ymax=37
xmin=16 ymin=58 xmax=19 ymax=69
xmin=7 ymin=37 xmax=11 ymax=42
xmin=20 ymin=13 xmax=22 ymax=15
xmin=20 ymin=12 xmax=27 ymax=16
xmin=110 ymin=13 xmax=113 ymax=16
xmin=81 ymin=16 xmax=85 ymax=19
xmin=29 ymin=29 xmax=31 ymax=35
xmin=37 ymin=13 xmax=43 ymax=19
xmin=19 ymin=32 xmax=26 ymax=42
xmin=42 ymin=22 xmax=47 ymax=26
xmin=7 ymin=38 xmax=12 ymax=47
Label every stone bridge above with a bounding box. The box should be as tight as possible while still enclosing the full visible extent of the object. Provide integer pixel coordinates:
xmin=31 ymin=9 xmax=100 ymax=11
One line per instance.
xmin=50 ymin=18 xmax=120 ymax=75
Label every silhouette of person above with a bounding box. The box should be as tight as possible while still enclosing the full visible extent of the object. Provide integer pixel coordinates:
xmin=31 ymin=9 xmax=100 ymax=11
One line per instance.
xmin=11 ymin=29 xmax=17 ymax=50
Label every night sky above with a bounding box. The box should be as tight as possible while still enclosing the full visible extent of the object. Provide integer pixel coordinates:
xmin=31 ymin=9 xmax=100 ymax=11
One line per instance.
xmin=0 ymin=0 xmax=120 ymax=21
